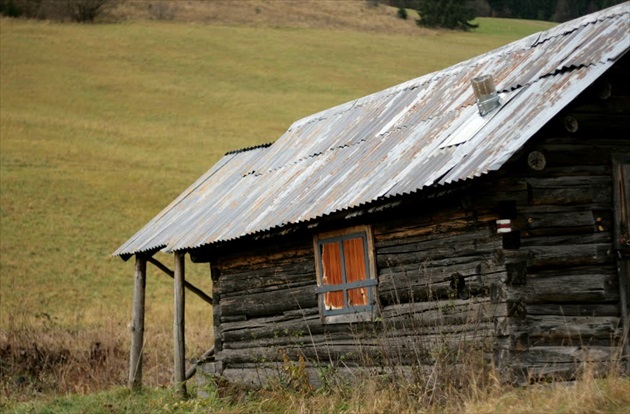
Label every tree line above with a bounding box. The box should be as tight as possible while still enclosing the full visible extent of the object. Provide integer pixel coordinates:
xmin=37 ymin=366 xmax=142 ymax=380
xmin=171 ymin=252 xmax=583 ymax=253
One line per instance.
xmin=2 ymin=0 xmax=626 ymax=25
xmin=0 ymin=0 xmax=115 ymax=22
xmin=389 ymin=0 xmax=626 ymax=23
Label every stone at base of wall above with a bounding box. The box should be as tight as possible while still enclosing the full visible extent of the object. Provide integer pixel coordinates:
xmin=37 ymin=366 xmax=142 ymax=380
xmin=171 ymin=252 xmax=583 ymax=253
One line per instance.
xmin=198 ymin=361 xmax=224 ymax=375
xmin=195 ymin=361 xmax=224 ymax=399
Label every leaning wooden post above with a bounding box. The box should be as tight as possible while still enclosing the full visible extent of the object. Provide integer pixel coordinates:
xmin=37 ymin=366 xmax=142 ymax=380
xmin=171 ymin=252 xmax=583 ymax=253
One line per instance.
xmin=129 ymin=254 xmax=147 ymax=390
xmin=173 ymin=251 xmax=187 ymax=396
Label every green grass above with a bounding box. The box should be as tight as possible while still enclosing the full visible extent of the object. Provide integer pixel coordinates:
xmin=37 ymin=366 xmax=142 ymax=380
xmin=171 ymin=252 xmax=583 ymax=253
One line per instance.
xmin=2 ymin=386 xmax=217 ymax=414
xmin=5 ymin=375 xmax=630 ymax=414
xmin=474 ymin=16 xmax=557 ymax=38
xmin=0 ymin=17 xmax=554 ymax=329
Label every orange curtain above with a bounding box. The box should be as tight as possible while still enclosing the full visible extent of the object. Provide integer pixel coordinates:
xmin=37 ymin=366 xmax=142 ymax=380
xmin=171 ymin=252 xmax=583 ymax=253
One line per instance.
xmin=343 ymin=238 xmax=368 ymax=307
xmin=321 ymin=242 xmax=343 ymax=309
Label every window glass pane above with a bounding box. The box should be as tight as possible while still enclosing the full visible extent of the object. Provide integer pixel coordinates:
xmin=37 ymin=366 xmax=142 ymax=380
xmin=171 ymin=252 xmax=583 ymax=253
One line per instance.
xmin=347 ymin=287 xmax=368 ymax=307
xmin=343 ymin=237 xmax=367 ymax=284
xmin=321 ymin=242 xmax=343 ymax=309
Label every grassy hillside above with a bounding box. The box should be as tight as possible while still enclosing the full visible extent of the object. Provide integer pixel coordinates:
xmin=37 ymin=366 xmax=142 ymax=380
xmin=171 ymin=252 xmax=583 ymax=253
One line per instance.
xmin=0 ymin=14 xmax=554 ymax=328
xmin=0 ymin=2 xmax=556 ymax=401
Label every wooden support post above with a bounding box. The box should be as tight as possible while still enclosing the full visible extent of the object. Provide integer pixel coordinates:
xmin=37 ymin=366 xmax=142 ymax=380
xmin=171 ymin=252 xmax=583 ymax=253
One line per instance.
xmin=612 ymin=155 xmax=630 ymax=374
xmin=128 ymin=254 xmax=147 ymax=390
xmin=173 ymin=251 xmax=187 ymax=396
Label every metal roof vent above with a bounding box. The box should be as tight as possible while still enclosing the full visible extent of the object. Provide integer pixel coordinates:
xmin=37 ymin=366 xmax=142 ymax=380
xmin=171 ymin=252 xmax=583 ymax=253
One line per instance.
xmin=471 ymin=75 xmax=500 ymax=116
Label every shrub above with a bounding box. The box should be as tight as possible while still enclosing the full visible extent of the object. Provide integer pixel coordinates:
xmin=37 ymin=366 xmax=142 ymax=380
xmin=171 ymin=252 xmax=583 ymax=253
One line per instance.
xmin=62 ymin=0 xmax=115 ymax=23
xmin=1 ymin=0 xmax=23 ymax=17
xmin=416 ymin=0 xmax=479 ymax=31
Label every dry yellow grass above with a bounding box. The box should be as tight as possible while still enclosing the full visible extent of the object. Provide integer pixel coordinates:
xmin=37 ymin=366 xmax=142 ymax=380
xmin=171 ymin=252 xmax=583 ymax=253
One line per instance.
xmin=0 ymin=306 xmax=214 ymax=401
xmin=281 ymin=374 xmax=630 ymax=414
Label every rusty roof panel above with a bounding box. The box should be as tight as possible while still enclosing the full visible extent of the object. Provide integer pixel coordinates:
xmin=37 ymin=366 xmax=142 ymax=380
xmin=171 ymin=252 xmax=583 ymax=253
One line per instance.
xmin=114 ymin=3 xmax=629 ymax=257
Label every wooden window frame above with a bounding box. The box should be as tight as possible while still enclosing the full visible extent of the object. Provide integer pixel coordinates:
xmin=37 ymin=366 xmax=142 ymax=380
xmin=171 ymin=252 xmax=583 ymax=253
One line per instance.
xmin=313 ymin=225 xmax=378 ymax=324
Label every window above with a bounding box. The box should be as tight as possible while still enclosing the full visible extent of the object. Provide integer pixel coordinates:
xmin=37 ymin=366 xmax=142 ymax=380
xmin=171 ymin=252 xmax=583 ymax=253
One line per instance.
xmin=313 ymin=226 xmax=378 ymax=323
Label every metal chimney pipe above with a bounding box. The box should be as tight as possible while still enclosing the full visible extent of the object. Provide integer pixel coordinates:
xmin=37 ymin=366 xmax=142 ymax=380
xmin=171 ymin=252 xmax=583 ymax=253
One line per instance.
xmin=471 ymin=75 xmax=500 ymax=116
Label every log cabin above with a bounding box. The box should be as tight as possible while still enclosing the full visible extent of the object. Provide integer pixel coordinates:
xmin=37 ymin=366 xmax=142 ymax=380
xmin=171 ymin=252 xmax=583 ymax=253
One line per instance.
xmin=114 ymin=3 xmax=630 ymax=391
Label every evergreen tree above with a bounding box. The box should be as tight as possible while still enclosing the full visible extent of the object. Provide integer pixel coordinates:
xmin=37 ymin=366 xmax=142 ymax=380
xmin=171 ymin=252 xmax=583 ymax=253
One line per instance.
xmin=416 ymin=0 xmax=479 ymax=31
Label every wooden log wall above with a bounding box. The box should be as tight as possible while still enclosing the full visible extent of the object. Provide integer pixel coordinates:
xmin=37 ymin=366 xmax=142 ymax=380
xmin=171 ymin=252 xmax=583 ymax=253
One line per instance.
xmin=490 ymin=59 xmax=630 ymax=381
xmin=211 ymin=198 xmax=508 ymax=386
xmin=207 ymin=56 xmax=629 ymax=386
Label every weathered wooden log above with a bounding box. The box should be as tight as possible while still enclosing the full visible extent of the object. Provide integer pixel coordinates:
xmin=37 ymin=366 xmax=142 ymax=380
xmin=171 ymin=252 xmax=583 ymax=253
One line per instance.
xmin=220 ymin=257 xmax=314 ymax=286
xmin=517 ymin=206 xmax=599 ymax=229
xmin=525 ymin=244 xmax=612 ymax=270
xmin=521 ymin=165 xmax=609 ymax=179
xmin=564 ymin=113 xmax=629 ymax=135
xmin=540 ymin=135 xmax=630 ymax=147
xmin=219 ymin=328 xmax=496 ymax=366
xmin=222 ymin=255 xmax=313 ymax=275
xmin=220 ymin=284 xmax=318 ymax=318
xmin=220 ymin=308 xmax=319 ymax=331
xmin=377 ymin=248 xmax=502 ymax=274
xmin=379 ymin=268 xmax=505 ymax=305
xmin=378 ymin=259 xmax=505 ymax=297
xmin=219 ymin=245 xmax=312 ymax=271
xmin=383 ymin=322 xmax=497 ymax=340
xmin=516 ymin=267 xmax=618 ymax=303
xmin=381 ymin=299 xmax=508 ymax=327
xmin=518 ymin=315 xmax=622 ymax=342
xmin=527 ymin=176 xmax=611 ymax=206
xmin=379 ymin=253 xmax=501 ymax=275
xmin=375 ymin=216 xmax=497 ymax=245
xmin=128 ymin=254 xmax=146 ymax=391
xmin=520 ymin=233 xmax=612 ymax=247
xmin=516 ymin=345 xmax=616 ymax=365
xmin=538 ymin=145 xmax=629 ymax=169
xmin=376 ymin=227 xmax=497 ymax=255
xmin=213 ymin=284 xmax=222 ymax=352
xmin=522 ymin=226 xmax=606 ymax=238
xmin=374 ymin=197 xmax=494 ymax=223
xmin=373 ymin=203 xmax=475 ymax=229
xmin=221 ymin=280 xmax=316 ymax=299
xmin=474 ymin=175 xmax=529 ymax=189
xmin=525 ymin=303 xmax=619 ymax=317
xmin=527 ymin=176 xmax=612 ymax=189
xmin=221 ymin=311 xmax=359 ymax=343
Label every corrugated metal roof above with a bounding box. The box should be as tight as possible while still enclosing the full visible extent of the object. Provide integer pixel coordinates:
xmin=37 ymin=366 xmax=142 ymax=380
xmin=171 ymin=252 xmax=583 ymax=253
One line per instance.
xmin=113 ymin=3 xmax=630 ymax=257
